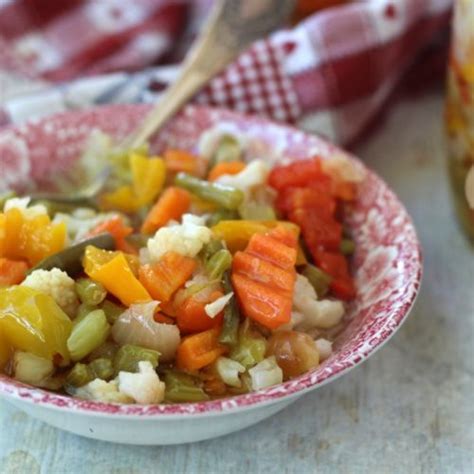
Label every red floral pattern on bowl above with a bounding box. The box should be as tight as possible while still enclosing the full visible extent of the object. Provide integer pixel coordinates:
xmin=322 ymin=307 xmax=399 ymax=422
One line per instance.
xmin=0 ymin=104 xmax=422 ymax=417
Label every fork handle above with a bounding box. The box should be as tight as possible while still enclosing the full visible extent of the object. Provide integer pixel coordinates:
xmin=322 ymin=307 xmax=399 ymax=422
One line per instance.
xmin=126 ymin=0 xmax=295 ymax=149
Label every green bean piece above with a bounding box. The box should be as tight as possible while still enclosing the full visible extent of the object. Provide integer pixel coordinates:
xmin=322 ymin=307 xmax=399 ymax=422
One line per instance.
xmin=206 ymin=249 xmax=232 ymax=280
xmin=113 ymin=344 xmax=160 ymax=375
xmin=207 ymin=208 xmax=239 ymax=226
xmin=0 ymin=191 xmax=16 ymax=210
xmin=28 ymin=233 xmax=115 ymax=276
xmin=66 ymin=363 xmax=94 ymax=387
xmin=238 ymin=202 xmax=276 ymax=221
xmin=67 ymin=309 xmax=110 ymax=362
xmin=219 ymin=272 xmax=240 ymax=347
xmin=340 ymin=238 xmax=356 ymax=256
xmin=89 ymin=358 xmax=114 ymax=380
xmin=175 ymin=172 xmax=244 ymax=210
xmin=301 ymin=264 xmax=332 ymax=298
xmin=74 ymin=304 xmax=97 ymax=324
xmin=212 ymin=136 xmax=241 ymax=166
xmin=100 ymin=299 xmax=125 ymax=325
xmin=75 ymin=278 xmax=107 ymax=306
xmin=164 ymin=371 xmax=210 ymax=403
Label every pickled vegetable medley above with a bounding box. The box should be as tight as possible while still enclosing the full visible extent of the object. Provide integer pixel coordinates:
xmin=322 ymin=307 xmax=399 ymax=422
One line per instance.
xmin=0 ymin=127 xmax=364 ymax=405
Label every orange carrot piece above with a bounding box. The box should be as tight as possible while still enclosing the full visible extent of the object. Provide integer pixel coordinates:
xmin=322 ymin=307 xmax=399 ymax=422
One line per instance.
xmin=138 ymin=251 xmax=197 ymax=302
xmin=231 ymin=225 xmax=297 ymax=329
xmin=87 ymin=216 xmax=136 ymax=254
xmin=141 ymin=187 xmax=191 ymax=234
xmin=164 ymin=149 xmax=200 ymax=175
xmin=232 ymin=252 xmax=295 ymax=293
xmin=231 ymin=273 xmax=293 ymax=330
xmin=176 ymin=326 xmax=226 ymax=371
xmin=246 ymin=233 xmax=297 ymax=270
xmin=176 ymin=290 xmax=224 ymax=334
xmin=153 ymin=312 xmax=175 ymax=325
xmin=208 ymin=161 xmax=246 ymax=181
xmin=0 ymin=258 xmax=28 ymax=285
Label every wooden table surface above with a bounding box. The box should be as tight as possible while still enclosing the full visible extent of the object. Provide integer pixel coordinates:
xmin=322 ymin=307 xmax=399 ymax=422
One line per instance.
xmin=1 ymin=92 xmax=473 ymax=474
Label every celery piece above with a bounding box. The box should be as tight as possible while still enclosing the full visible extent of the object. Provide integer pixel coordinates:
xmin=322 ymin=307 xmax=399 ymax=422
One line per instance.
xmin=89 ymin=358 xmax=114 ymax=380
xmin=164 ymin=371 xmax=210 ymax=403
xmin=88 ymin=341 xmax=119 ymax=361
xmin=340 ymin=239 xmax=356 ymax=256
xmin=219 ymin=272 xmax=240 ymax=347
xmin=100 ymin=299 xmax=125 ymax=325
xmin=113 ymin=344 xmax=159 ymax=375
xmin=200 ymin=239 xmax=224 ymax=263
xmin=75 ymin=278 xmax=107 ymax=306
xmin=175 ymin=172 xmax=244 ymax=210
xmin=74 ymin=304 xmax=97 ymax=325
xmin=301 ymin=264 xmax=332 ymax=298
xmin=206 ymin=249 xmax=232 ymax=281
xmin=67 ymin=309 xmax=110 ymax=362
xmin=238 ymin=202 xmax=276 ymax=221
xmin=66 ymin=363 xmax=94 ymax=387
xmin=207 ymin=209 xmax=239 ymax=227
xmin=229 ymin=322 xmax=267 ymax=369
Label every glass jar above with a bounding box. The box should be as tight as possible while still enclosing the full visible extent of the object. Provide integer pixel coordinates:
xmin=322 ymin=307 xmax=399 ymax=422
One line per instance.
xmin=445 ymin=0 xmax=474 ymax=242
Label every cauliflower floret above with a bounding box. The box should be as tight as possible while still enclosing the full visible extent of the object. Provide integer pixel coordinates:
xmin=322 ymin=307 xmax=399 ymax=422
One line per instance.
xmin=198 ymin=124 xmax=246 ymax=160
xmin=117 ymin=361 xmax=165 ymax=405
xmin=4 ymin=197 xmax=48 ymax=218
xmin=75 ymin=379 xmax=132 ymax=404
xmin=248 ymin=356 xmax=283 ymax=391
xmin=315 ymin=338 xmax=333 ymax=361
xmin=22 ymin=268 xmax=79 ymax=317
xmin=320 ymin=153 xmax=366 ymax=184
xmin=293 ymin=274 xmax=345 ymax=330
xmin=216 ymin=160 xmax=270 ymax=197
xmin=147 ymin=213 xmax=212 ymax=261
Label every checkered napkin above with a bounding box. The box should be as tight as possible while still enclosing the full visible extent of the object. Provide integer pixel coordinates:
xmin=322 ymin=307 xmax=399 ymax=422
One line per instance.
xmin=0 ymin=0 xmax=451 ymax=146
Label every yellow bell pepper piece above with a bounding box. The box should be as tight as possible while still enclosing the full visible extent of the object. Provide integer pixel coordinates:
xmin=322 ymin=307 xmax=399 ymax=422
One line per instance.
xmin=100 ymin=185 xmax=139 ymax=214
xmin=100 ymin=153 xmax=166 ymax=214
xmin=83 ymin=246 xmax=150 ymax=306
xmin=0 ymin=208 xmax=66 ymax=266
xmin=0 ymin=286 xmax=72 ymax=365
xmin=130 ymin=153 xmax=166 ymax=204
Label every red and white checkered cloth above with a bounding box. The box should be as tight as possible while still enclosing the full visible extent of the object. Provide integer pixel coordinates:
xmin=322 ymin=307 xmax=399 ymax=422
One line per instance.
xmin=0 ymin=0 xmax=452 ymax=146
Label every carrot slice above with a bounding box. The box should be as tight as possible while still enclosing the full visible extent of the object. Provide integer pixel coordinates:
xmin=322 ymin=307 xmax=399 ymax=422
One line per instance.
xmin=231 ymin=225 xmax=297 ymax=329
xmin=0 ymin=258 xmax=28 ymax=285
xmin=208 ymin=161 xmax=246 ymax=181
xmin=231 ymin=273 xmax=293 ymax=330
xmin=138 ymin=251 xmax=197 ymax=302
xmin=141 ymin=187 xmax=191 ymax=234
xmin=176 ymin=290 xmax=224 ymax=334
xmin=176 ymin=326 xmax=226 ymax=371
xmin=164 ymin=149 xmax=201 ymax=175
xmin=87 ymin=216 xmax=136 ymax=254
xmin=232 ymin=252 xmax=295 ymax=293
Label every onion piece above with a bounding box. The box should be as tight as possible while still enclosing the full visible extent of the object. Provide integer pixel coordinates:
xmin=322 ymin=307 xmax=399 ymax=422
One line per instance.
xmin=205 ymin=292 xmax=234 ymax=318
xmin=111 ymin=301 xmax=180 ymax=362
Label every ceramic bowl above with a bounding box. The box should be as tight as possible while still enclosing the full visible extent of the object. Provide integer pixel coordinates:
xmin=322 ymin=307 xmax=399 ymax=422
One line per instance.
xmin=0 ymin=104 xmax=422 ymax=445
